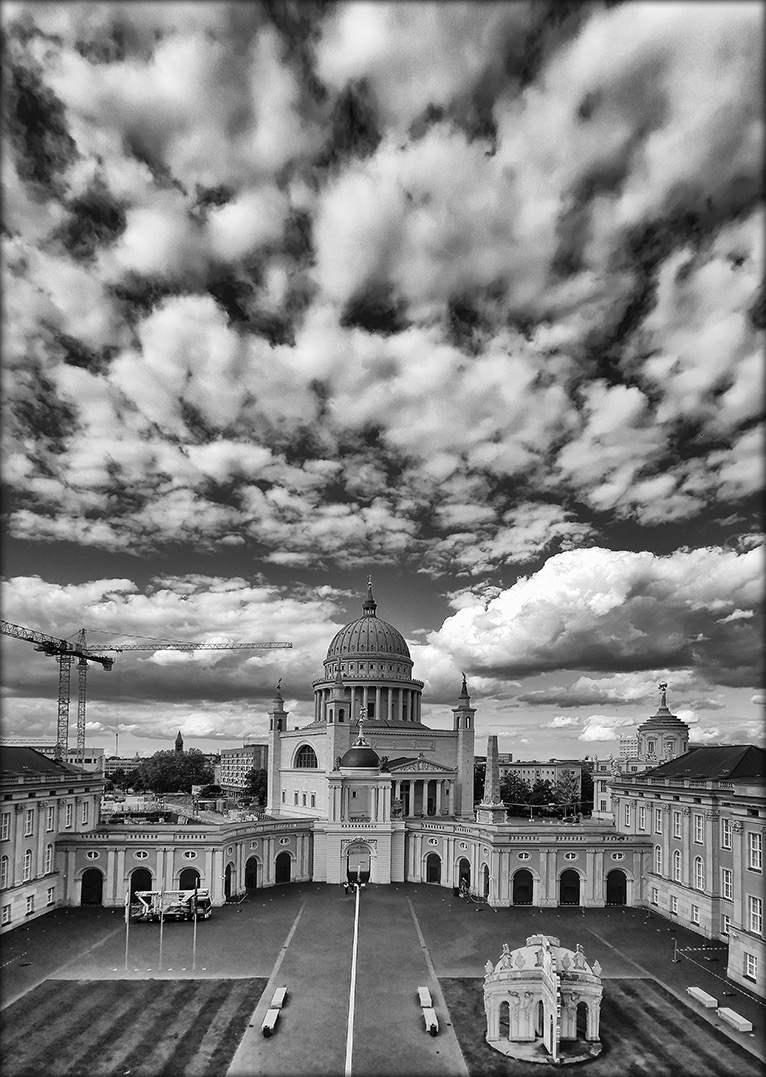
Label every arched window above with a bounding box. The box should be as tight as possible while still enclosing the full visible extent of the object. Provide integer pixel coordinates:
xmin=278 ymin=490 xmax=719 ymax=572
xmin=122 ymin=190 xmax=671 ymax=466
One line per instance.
xmin=673 ymin=849 xmax=681 ymax=882
xmin=22 ymin=849 xmax=33 ymax=881
xmin=0 ymin=855 xmax=8 ymax=888
xmin=654 ymin=846 xmax=663 ymax=875
xmin=295 ymin=745 xmax=319 ymax=769
xmin=694 ymin=857 xmax=704 ymax=890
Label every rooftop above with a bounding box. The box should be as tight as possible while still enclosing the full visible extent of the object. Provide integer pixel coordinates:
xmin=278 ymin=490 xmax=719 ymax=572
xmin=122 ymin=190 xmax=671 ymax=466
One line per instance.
xmin=0 ymin=746 xmax=86 ymax=779
xmin=637 ymin=745 xmax=765 ymax=782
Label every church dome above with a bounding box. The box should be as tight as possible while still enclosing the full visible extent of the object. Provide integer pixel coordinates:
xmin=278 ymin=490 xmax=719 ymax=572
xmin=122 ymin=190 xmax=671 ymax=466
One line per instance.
xmin=325 ymin=581 xmax=411 ymax=663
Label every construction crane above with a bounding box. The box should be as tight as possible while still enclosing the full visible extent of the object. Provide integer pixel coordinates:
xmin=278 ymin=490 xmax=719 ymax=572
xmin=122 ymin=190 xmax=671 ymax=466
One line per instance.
xmin=0 ymin=620 xmax=114 ymax=762
xmin=104 ymin=641 xmax=293 ymax=653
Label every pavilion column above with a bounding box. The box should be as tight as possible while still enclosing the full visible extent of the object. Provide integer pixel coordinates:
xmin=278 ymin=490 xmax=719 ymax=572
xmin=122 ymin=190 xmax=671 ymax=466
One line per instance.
xmin=387 ymin=688 xmax=393 ymax=721
xmin=408 ymin=781 xmax=414 ymax=816
xmin=375 ymin=686 xmax=381 ymax=720
xmin=363 ymin=685 xmax=369 ymax=714
xmin=436 ymin=782 xmax=442 ymax=815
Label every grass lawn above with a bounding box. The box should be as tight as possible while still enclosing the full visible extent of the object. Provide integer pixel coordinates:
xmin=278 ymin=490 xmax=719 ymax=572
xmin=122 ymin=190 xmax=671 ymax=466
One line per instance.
xmin=440 ymin=977 xmax=763 ymax=1077
xmin=0 ymin=977 xmax=268 ymax=1077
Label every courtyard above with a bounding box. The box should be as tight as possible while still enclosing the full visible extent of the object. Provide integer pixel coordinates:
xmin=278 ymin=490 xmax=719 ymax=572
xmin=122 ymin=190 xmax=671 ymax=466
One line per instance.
xmin=1 ymin=883 xmax=763 ymax=1076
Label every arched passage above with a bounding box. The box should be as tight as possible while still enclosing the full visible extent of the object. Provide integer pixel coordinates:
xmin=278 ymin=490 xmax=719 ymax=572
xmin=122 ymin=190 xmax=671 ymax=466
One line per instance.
xmin=245 ymin=857 xmax=258 ymax=891
xmin=179 ymin=867 xmax=200 ymax=891
xmin=275 ymin=851 xmax=291 ymax=884
xmin=224 ymin=862 xmax=233 ymax=899
xmin=457 ymin=857 xmax=471 ymax=890
xmin=346 ymin=842 xmax=371 ymax=883
xmin=482 ymin=864 xmax=490 ymax=898
xmin=576 ymin=1001 xmax=589 ymax=1040
xmin=425 ymin=852 xmax=441 ymax=884
xmin=499 ymin=1000 xmax=510 ymax=1040
xmin=81 ymin=868 xmax=103 ymax=906
xmin=559 ymin=868 xmax=580 ymax=906
xmin=606 ymin=868 xmax=627 ymax=905
xmin=512 ymin=868 xmax=533 ymax=905
xmin=130 ymin=867 xmax=152 ymax=900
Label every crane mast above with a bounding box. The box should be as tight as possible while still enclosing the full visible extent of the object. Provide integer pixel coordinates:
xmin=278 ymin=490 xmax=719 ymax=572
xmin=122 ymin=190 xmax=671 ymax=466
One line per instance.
xmin=1 ymin=620 xmax=113 ymax=761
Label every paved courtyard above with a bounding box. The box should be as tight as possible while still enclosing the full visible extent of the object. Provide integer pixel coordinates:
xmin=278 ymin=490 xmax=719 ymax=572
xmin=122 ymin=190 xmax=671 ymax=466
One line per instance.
xmin=1 ymin=883 xmax=763 ymax=1076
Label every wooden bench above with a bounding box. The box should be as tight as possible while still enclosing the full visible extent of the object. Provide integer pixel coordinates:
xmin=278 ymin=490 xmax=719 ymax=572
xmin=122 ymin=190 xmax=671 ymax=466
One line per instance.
xmin=417 ymin=986 xmax=432 ymax=1008
xmin=423 ymin=1007 xmax=439 ymax=1036
xmin=716 ymin=1007 xmax=753 ymax=1032
xmin=687 ymin=986 xmax=717 ymax=1008
xmin=261 ymin=1008 xmax=280 ymax=1037
xmin=270 ymin=986 xmax=288 ymax=1009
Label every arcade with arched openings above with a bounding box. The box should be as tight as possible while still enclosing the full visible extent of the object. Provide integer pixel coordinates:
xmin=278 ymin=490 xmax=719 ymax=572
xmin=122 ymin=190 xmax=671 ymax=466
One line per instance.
xmin=559 ymin=868 xmax=581 ymax=906
xmin=512 ymin=868 xmax=534 ymax=905
xmin=179 ymin=867 xmax=201 ymax=891
xmin=605 ymin=868 xmax=627 ymax=905
xmin=224 ymin=862 xmax=234 ymax=899
xmin=245 ymin=856 xmax=259 ymax=891
xmin=80 ymin=867 xmax=103 ymax=906
xmin=425 ymin=852 xmax=441 ymax=884
xmin=130 ymin=867 xmax=152 ymax=900
xmin=275 ymin=850 xmax=292 ymax=884
xmin=456 ymin=856 xmax=471 ymax=891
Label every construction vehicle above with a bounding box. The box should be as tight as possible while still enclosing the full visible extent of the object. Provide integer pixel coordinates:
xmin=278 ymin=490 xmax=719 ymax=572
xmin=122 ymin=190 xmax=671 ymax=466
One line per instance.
xmin=130 ymin=889 xmax=212 ymax=922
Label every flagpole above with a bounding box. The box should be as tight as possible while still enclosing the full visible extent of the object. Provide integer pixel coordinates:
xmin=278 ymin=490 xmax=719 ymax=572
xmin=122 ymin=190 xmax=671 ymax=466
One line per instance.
xmin=192 ymin=885 xmax=198 ymax=972
xmin=158 ymin=890 xmax=164 ymax=971
xmin=124 ymin=889 xmax=130 ymax=972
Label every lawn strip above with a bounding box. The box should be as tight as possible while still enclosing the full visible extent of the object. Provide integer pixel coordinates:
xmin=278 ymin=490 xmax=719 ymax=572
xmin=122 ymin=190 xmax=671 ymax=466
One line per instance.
xmin=164 ymin=978 xmax=266 ymax=1076
xmin=92 ymin=980 xmax=195 ymax=1075
xmin=66 ymin=978 xmax=167 ymax=1074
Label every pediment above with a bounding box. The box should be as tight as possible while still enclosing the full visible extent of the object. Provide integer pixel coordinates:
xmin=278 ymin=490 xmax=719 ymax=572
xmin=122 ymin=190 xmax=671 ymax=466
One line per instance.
xmin=389 ymin=755 xmax=456 ymax=774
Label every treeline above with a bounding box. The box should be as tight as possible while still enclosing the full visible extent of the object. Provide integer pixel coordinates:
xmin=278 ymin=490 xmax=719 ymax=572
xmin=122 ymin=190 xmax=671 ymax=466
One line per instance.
xmin=106 ymin=750 xmax=268 ymax=807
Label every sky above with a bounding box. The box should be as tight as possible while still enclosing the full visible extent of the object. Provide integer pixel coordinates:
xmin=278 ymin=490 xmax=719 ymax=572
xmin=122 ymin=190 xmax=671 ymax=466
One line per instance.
xmin=1 ymin=0 xmax=763 ymax=762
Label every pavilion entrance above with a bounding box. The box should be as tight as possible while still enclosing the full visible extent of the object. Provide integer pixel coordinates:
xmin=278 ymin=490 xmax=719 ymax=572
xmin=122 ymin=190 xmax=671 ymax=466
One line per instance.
xmin=346 ymin=842 xmax=371 ymax=884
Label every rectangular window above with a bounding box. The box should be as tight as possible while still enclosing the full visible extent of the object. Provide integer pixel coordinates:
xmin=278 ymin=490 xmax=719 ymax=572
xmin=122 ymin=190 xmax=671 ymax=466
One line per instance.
xmin=293 ymin=792 xmax=298 ymax=805
xmin=0 ymin=813 xmax=10 ymax=842
xmin=281 ymin=791 xmax=286 ymax=803
xmin=744 ymin=953 xmax=757 ymax=981
xmin=46 ymin=887 xmax=55 ymax=906
xmin=25 ymin=895 xmax=34 ymax=915
xmin=310 ymin=793 xmax=316 ymax=808
xmin=721 ymin=868 xmax=733 ymax=901
xmin=748 ymin=831 xmax=762 ymax=871
xmin=24 ymin=809 xmax=34 ymax=837
xmin=691 ymin=904 xmax=700 ymax=925
xmin=694 ymin=814 xmax=704 ymax=843
xmin=670 ymin=895 xmax=678 ymax=914
xmin=749 ymin=896 xmax=763 ymax=935
xmin=301 ymin=793 xmax=306 ymax=806
xmin=624 ymin=804 xmax=631 ymax=827
xmin=651 ymin=887 xmax=658 ymax=906
xmin=65 ymin=804 xmax=73 ymax=828
xmin=721 ymin=914 xmax=730 ymax=936
xmin=655 ymin=808 xmax=663 ymax=834
xmin=673 ymin=811 xmax=682 ymax=838
xmin=599 ymin=801 xmax=607 ymax=812
xmin=639 ymin=806 xmax=647 ymax=831
xmin=45 ymin=805 xmax=55 ymax=832
xmin=721 ymin=817 xmax=732 ymax=849
xmin=81 ymin=802 xmax=89 ymax=825
xmin=1 ymin=904 xmax=10 ymax=925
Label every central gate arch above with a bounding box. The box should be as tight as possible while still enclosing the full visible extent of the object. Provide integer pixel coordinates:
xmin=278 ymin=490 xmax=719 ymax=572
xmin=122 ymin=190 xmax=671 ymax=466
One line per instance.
xmin=346 ymin=841 xmax=371 ymax=883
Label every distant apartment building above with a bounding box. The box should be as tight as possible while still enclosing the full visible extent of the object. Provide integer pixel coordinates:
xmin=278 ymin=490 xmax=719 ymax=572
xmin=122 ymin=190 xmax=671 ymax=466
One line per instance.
xmin=618 ymin=735 xmax=639 ymax=758
xmin=0 ymin=748 xmax=105 ymax=932
xmin=103 ymin=755 xmax=144 ymax=777
xmin=499 ymin=759 xmax=583 ymax=797
xmin=217 ymin=743 xmax=268 ymax=794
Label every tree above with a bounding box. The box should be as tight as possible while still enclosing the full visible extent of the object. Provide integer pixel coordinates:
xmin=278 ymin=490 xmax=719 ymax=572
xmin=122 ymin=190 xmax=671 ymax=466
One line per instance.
xmin=580 ymin=767 xmax=594 ymax=815
xmin=244 ymin=767 xmax=268 ymax=807
xmin=199 ymin=784 xmax=223 ymax=798
xmin=528 ymin=778 xmax=555 ymax=807
xmin=553 ymin=771 xmax=581 ymax=815
xmin=136 ymin=749 xmax=213 ymax=794
xmin=500 ymin=773 xmax=533 ymax=816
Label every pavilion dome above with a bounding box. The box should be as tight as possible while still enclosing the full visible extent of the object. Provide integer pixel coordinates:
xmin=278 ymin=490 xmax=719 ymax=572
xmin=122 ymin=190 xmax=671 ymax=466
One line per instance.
xmin=488 ymin=935 xmax=601 ymax=981
xmin=339 ymin=743 xmax=380 ymax=769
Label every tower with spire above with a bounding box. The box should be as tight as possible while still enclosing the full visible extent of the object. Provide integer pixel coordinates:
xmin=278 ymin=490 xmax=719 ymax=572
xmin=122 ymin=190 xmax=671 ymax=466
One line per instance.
xmin=452 ymin=673 xmax=476 ymax=819
xmin=174 ymin=730 xmax=183 ymax=753
xmin=266 ymin=680 xmax=289 ymax=815
xmin=636 ymin=682 xmax=689 ymax=763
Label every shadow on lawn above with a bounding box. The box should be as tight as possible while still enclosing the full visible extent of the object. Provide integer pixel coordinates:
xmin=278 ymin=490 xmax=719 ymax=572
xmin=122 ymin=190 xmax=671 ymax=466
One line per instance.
xmin=440 ymin=978 xmax=763 ymax=1077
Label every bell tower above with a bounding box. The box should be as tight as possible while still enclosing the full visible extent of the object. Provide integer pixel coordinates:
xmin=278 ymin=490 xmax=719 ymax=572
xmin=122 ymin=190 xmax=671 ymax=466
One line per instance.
xmin=267 ymin=681 xmax=289 ymax=815
xmin=452 ymin=673 xmax=476 ymax=819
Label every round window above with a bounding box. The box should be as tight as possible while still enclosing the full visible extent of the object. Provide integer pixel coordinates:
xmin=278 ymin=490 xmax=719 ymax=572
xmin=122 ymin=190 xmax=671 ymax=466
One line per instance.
xmin=427 ymin=837 xmax=439 ymax=846
xmin=564 ymin=852 xmax=578 ymax=861
xmin=279 ymin=836 xmax=291 ymax=845
xmin=227 ymin=846 xmax=234 ymax=855
xmin=482 ymin=846 xmax=489 ymax=856
xmin=85 ymin=850 xmax=99 ymax=860
xmin=134 ymin=850 xmax=149 ymax=860
xmin=182 ymin=850 xmax=197 ymax=860
xmin=249 ymin=841 xmax=258 ymax=849
xmin=459 ymin=842 xmax=468 ymax=850
xmin=611 ymin=852 xmax=625 ymax=861
xmin=517 ymin=852 xmax=531 ymax=861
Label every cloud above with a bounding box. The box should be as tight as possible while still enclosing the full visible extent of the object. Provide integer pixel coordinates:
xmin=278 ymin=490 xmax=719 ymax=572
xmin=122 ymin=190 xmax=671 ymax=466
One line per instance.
xmin=577 ymin=715 xmax=637 ymax=742
xmin=426 ymin=545 xmax=763 ymax=685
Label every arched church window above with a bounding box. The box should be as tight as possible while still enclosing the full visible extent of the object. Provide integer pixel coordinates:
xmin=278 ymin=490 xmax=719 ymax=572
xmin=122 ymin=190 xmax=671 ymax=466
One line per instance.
xmin=295 ymin=745 xmax=319 ymax=768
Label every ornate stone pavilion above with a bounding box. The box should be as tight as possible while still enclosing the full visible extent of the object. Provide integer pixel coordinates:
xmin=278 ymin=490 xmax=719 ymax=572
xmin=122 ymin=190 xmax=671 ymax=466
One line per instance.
xmin=484 ymin=934 xmax=603 ymax=1064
